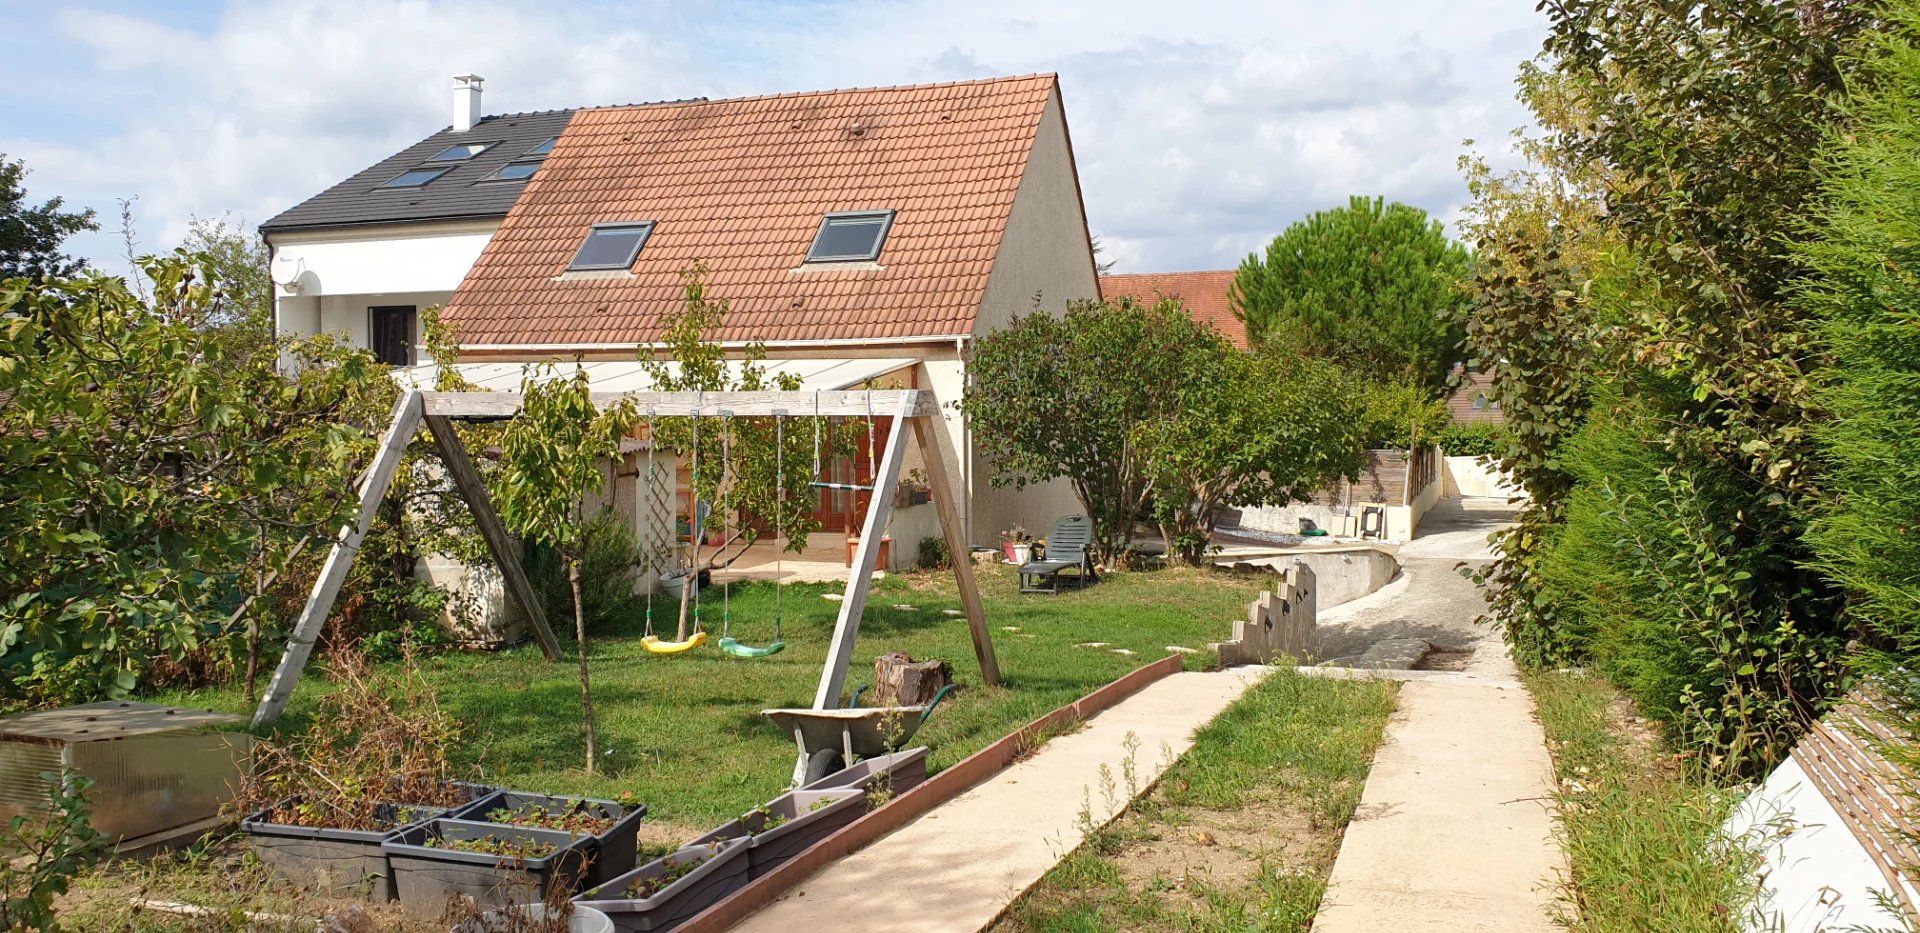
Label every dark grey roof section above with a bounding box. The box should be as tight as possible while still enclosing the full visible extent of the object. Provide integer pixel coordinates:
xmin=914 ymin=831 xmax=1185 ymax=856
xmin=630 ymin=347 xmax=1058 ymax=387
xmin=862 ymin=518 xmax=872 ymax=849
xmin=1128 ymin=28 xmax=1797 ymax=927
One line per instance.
xmin=259 ymin=109 xmax=578 ymax=234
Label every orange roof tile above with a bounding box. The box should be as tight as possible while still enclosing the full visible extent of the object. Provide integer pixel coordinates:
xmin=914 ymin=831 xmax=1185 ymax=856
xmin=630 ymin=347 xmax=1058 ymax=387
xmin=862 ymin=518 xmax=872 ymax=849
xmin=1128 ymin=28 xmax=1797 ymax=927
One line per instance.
xmin=1099 ymin=270 xmax=1246 ymax=348
xmin=444 ymin=74 xmax=1060 ymax=347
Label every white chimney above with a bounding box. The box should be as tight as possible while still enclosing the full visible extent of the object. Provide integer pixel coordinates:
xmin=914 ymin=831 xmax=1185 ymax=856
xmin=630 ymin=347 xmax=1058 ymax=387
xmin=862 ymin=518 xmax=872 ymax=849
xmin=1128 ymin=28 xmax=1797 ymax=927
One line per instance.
xmin=452 ymin=74 xmax=484 ymax=133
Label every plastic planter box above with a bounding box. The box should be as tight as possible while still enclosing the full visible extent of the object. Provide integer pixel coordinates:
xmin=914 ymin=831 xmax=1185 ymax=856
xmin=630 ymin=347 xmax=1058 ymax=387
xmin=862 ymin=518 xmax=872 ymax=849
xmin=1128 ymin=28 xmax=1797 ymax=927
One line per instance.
xmin=242 ymin=795 xmax=476 ymax=900
xmin=686 ymin=789 xmax=863 ymax=879
xmin=575 ymin=840 xmax=748 ymax=933
xmin=799 ymin=746 xmax=930 ymax=803
xmin=383 ymin=819 xmax=593 ymax=916
xmin=455 ymin=791 xmax=648 ymax=889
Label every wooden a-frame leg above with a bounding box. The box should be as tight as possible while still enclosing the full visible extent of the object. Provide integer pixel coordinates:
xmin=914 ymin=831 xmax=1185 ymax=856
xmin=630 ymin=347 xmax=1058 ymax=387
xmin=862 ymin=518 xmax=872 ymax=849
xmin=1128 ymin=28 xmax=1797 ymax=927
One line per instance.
xmin=812 ymin=394 xmax=916 ymax=710
xmin=911 ymin=413 xmax=1001 ymax=686
xmin=424 ymin=414 xmax=564 ymax=661
xmin=252 ymin=390 xmax=423 ymax=728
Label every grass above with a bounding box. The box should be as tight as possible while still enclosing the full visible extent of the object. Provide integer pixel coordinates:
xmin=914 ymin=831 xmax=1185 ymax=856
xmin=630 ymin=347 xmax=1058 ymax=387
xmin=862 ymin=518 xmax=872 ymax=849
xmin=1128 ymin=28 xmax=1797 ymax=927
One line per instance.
xmin=1527 ymin=668 xmax=1768 ymax=931
xmin=992 ymin=668 xmax=1398 ymax=932
xmin=158 ymin=562 xmax=1263 ymax=833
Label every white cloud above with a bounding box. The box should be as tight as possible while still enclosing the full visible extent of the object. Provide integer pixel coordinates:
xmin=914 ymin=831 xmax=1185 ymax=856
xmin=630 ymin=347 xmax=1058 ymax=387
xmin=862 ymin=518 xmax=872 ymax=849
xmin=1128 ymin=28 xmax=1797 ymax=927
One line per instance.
xmin=1 ymin=0 xmax=1548 ymax=276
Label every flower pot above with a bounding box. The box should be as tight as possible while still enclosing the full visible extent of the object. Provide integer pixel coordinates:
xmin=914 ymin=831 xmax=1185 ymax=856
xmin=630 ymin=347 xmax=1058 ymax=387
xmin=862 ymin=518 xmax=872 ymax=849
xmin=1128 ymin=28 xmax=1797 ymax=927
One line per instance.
xmin=458 ymin=903 xmax=614 ymax=933
xmin=242 ymin=785 xmax=492 ymax=900
xmin=574 ymin=840 xmax=749 ymax=933
xmin=383 ymin=819 xmax=594 ymax=916
xmin=1003 ymin=542 xmax=1032 ymax=565
xmin=799 ymin=746 xmax=930 ymax=804
xmin=684 ymin=789 xmax=863 ymax=880
xmin=452 ymin=791 xmax=648 ymax=890
xmin=844 ymin=535 xmax=892 ymax=567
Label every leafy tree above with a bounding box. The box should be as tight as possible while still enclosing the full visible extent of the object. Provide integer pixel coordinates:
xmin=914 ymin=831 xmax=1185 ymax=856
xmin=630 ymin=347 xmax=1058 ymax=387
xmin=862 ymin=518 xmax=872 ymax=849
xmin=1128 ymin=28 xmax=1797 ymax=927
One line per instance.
xmin=0 ymin=254 xmax=389 ymax=710
xmin=963 ymin=296 xmax=1222 ymax=563
xmin=1135 ymin=351 xmax=1363 ymax=563
xmin=637 ymin=264 xmax=839 ymax=640
xmin=1230 ymin=196 xmax=1471 ymax=393
xmin=1460 ymin=0 xmax=1875 ymax=775
xmin=1799 ymin=9 xmax=1920 ymax=773
xmin=493 ymin=365 xmax=636 ymax=774
xmin=1351 ymin=378 xmax=1451 ymax=450
xmin=0 ymin=156 xmax=96 ymax=281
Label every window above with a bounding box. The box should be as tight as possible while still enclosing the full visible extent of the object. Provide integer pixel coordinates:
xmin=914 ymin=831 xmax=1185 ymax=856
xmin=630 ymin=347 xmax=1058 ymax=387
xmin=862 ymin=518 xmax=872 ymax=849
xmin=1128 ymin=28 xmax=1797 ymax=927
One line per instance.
xmin=483 ymin=160 xmax=541 ymax=182
xmin=567 ymin=222 xmax=655 ymax=271
xmin=524 ymin=136 xmax=558 ymax=157
xmin=377 ymin=166 xmax=451 ymax=189
xmin=369 ymin=306 xmax=415 ymax=365
xmin=429 ymin=142 xmax=494 ymax=161
xmin=806 ymin=210 xmax=895 ymax=262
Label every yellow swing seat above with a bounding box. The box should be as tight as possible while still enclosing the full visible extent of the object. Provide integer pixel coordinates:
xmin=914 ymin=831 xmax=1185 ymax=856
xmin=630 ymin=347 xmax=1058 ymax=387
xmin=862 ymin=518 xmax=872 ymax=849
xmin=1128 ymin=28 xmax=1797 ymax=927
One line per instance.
xmin=641 ymin=631 xmax=708 ymax=655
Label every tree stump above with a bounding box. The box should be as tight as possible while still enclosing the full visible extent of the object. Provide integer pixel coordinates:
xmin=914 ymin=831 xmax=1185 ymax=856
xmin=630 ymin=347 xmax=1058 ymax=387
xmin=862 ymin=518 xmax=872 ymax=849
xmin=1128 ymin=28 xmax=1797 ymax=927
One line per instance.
xmin=871 ymin=652 xmax=952 ymax=707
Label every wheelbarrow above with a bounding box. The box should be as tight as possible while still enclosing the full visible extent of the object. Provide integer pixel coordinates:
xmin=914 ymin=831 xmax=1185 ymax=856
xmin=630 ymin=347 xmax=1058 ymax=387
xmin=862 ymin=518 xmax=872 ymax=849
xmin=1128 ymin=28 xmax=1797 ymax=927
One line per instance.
xmin=763 ymin=683 xmax=959 ymax=786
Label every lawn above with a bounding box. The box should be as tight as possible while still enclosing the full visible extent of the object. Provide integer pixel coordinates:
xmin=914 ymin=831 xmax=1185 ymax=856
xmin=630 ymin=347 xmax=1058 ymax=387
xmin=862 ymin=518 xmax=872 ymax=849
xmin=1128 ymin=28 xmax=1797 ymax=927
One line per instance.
xmin=992 ymin=669 xmax=1398 ymax=931
xmin=1526 ymin=669 xmax=1767 ymax=931
xmin=160 ymin=562 xmax=1265 ymax=834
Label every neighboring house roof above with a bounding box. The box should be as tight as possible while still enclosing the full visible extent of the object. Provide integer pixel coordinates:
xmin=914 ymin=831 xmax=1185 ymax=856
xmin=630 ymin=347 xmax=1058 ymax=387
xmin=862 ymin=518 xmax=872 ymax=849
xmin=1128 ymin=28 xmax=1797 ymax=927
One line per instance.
xmin=1447 ymin=368 xmax=1504 ymax=423
xmin=442 ymin=74 xmax=1061 ymax=347
xmin=259 ymin=109 xmax=581 ymax=233
xmin=1098 ymin=270 xmax=1246 ymax=348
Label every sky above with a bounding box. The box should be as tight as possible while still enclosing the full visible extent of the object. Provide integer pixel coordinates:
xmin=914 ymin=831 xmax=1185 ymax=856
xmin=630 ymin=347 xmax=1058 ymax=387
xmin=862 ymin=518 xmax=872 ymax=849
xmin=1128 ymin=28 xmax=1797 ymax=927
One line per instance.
xmin=0 ymin=0 xmax=1549 ymax=277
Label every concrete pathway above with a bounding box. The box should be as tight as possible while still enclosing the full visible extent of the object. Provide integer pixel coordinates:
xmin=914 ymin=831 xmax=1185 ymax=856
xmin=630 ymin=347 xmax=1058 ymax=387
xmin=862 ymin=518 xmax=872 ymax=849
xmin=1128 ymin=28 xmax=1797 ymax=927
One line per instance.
xmin=1313 ymin=500 xmax=1564 ymax=932
xmin=730 ymin=666 xmax=1269 ymax=933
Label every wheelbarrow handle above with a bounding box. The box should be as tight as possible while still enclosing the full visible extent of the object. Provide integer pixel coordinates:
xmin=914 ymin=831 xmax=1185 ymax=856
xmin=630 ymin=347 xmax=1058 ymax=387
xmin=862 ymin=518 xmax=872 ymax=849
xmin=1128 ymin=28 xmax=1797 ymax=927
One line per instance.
xmin=914 ymin=683 xmax=961 ymax=736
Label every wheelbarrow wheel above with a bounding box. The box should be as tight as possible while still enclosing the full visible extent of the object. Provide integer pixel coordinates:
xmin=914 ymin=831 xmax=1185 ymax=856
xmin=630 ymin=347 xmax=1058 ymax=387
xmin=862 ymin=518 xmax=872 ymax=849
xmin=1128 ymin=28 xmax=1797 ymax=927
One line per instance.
xmin=803 ymin=748 xmax=846 ymax=784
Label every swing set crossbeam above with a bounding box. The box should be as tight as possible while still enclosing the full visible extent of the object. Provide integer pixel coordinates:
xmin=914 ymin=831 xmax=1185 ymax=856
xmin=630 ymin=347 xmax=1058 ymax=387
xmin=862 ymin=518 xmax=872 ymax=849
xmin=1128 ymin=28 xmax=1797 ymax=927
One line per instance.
xmin=421 ymin=389 xmax=940 ymax=419
xmin=809 ymin=481 xmax=876 ymax=492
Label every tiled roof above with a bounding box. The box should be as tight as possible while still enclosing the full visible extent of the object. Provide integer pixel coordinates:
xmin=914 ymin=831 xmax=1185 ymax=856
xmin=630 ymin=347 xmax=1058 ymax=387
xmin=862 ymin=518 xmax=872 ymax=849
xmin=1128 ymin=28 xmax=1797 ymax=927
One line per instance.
xmin=260 ymin=110 xmax=580 ymax=232
xmin=1099 ymin=270 xmax=1246 ymax=348
xmin=443 ymin=74 xmax=1060 ymax=346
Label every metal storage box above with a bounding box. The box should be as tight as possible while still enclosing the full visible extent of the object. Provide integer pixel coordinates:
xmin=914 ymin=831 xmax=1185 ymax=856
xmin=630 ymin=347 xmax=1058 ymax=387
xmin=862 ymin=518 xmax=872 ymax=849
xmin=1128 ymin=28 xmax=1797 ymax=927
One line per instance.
xmin=0 ymin=701 xmax=253 ymax=847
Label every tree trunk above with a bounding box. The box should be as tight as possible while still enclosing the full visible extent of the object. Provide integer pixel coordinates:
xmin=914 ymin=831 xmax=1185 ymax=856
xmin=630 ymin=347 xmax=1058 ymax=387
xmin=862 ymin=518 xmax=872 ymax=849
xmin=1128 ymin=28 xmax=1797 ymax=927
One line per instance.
xmin=243 ymin=567 xmax=264 ymax=703
xmin=871 ymin=652 xmax=952 ymax=707
xmin=569 ymin=556 xmax=598 ymax=774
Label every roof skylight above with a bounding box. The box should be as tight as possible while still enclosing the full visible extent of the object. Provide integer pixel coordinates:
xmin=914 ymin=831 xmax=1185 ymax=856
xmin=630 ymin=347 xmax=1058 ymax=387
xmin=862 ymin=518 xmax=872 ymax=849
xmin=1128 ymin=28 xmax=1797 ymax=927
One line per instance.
xmin=525 ymin=137 xmax=558 ymax=157
xmin=483 ymin=161 xmax=541 ymax=183
xmin=567 ymin=222 xmax=655 ymax=271
xmin=377 ymin=166 xmax=453 ymax=189
xmin=430 ymin=142 xmax=495 ymax=161
xmin=806 ymin=210 xmax=895 ymax=263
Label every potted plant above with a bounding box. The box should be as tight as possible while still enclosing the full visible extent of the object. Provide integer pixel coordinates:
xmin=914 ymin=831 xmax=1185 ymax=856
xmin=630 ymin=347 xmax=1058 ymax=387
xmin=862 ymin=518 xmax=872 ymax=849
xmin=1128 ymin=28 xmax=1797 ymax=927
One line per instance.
xmin=573 ymin=840 xmax=750 ymax=933
xmin=1000 ymin=526 xmax=1033 ymax=565
xmin=684 ymin=789 xmax=862 ymax=879
xmin=453 ymin=901 xmax=614 ymax=933
xmin=237 ymin=651 xmax=494 ymax=900
xmin=893 ymin=469 xmax=934 ymax=508
xmin=455 ymin=790 xmax=648 ymax=889
xmin=383 ymin=819 xmax=594 ymax=916
xmin=799 ymin=746 xmax=930 ymax=805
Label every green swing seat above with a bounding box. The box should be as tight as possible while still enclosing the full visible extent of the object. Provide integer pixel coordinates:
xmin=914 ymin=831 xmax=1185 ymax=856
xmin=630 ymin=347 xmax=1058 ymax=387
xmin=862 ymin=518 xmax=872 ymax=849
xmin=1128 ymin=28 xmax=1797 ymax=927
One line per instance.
xmin=719 ymin=636 xmax=786 ymax=658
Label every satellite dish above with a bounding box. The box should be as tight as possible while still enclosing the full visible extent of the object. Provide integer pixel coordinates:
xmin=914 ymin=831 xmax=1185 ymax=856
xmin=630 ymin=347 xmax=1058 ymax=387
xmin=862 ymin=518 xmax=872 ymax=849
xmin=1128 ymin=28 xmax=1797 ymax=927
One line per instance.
xmin=270 ymin=253 xmax=306 ymax=292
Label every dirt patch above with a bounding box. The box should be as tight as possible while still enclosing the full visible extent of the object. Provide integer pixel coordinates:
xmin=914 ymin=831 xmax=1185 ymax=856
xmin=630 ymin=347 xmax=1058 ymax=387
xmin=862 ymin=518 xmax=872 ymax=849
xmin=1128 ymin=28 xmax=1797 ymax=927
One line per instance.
xmin=1414 ymin=648 xmax=1475 ymax=671
xmin=1110 ymin=799 xmax=1323 ymax=901
xmin=635 ymin=817 xmax=706 ymax=852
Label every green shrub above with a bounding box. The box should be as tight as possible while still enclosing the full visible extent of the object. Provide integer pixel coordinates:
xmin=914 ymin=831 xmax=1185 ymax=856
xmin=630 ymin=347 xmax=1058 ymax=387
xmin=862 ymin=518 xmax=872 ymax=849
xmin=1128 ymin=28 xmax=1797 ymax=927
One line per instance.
xmin=528 ymin=512 xmax=646 ymax=638
xmin=1528 ymin=388 xmax=1842 ymax=775
xmin=1 ymin=774 xmax=108 ymax=931
xmin=1352 ymin=379 xmax=1450 ymax=450
xmin=917 ymin=536 xmax=951 ymax=571
xmin=1437 ymin=421 xmax=1509 ymax=459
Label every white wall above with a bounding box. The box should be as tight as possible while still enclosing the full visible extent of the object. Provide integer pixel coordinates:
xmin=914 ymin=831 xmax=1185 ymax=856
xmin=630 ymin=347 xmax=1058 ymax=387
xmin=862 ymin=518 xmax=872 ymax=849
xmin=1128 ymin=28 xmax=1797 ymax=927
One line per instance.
xmin=967 ymin=86 xmax=1100 ymax=550
xmin=1729 ymin=754 xmax=1914 ymax=931
xmin=269 ymin=220 xmax=496 ymax=358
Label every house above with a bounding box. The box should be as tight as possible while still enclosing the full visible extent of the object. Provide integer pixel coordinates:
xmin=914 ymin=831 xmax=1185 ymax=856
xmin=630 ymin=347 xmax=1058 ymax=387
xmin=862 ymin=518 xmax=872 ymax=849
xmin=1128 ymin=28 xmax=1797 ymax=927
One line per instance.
xmin=1445 ymin=366 xmax=1504 ymax=424
xmin=1098 ymin=270 xmax=1246 ymax=348
xmin=263 ymin=73 xmax=1095 ymax=582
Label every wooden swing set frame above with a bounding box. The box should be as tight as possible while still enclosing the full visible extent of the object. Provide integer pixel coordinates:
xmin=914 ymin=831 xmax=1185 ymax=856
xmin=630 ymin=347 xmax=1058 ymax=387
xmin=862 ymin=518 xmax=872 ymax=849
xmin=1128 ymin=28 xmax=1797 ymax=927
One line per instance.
xmin=250 ymin=387 xmax=1002 ymax=728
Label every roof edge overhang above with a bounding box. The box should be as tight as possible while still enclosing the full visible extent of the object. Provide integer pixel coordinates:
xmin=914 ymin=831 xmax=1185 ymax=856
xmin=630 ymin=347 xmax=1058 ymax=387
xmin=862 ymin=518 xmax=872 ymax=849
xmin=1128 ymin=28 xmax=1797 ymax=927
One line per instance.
xmin=261 ymin=211 xmax=513 ymax=239
xmin=459 ymin=333 xmax=974 ymax=352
